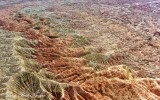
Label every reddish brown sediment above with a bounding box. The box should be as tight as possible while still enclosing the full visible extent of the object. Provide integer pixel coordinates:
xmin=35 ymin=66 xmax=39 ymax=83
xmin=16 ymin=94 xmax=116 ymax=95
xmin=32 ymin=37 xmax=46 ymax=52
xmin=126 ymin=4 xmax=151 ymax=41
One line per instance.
xmin=0 ymin=3 xmax=160 ymax=100
xmin=20 ymin=16 xmax=160 ymax=99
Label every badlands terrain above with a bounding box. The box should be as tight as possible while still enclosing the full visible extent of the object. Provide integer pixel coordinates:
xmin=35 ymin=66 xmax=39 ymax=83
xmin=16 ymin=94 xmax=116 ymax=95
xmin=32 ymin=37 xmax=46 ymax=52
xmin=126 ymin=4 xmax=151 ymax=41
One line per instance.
xmin=0 ymin=0 xmax=160 ymax=100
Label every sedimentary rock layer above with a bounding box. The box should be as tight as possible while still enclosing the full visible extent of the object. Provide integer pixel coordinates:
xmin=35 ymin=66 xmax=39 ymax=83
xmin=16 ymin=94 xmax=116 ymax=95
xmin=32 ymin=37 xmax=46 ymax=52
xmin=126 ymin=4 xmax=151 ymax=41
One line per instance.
xmin=0 ymin=4 xmax=160 ymax=100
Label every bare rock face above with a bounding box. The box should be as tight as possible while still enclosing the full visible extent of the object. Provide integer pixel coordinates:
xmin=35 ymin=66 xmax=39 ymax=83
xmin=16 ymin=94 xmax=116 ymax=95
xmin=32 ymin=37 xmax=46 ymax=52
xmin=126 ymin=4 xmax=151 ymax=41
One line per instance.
xmin=0 ymin=3 xmax=160 ymax=100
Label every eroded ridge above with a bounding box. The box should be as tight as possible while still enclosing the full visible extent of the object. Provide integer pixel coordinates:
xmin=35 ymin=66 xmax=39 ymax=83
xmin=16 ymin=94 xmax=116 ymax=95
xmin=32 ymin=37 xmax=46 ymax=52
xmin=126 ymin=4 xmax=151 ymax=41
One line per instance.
xmin=0 ymin=29 xmax=69 ymax=100
xmin=0 ymin=29 xmax=38 ymax=99
xmin=34 ymin=30 xmax=160 ymax=100
xmin=0 ymin=29 xmax=23 ymax=99
xmin=0 ymin=5 xmax=160 ymax=100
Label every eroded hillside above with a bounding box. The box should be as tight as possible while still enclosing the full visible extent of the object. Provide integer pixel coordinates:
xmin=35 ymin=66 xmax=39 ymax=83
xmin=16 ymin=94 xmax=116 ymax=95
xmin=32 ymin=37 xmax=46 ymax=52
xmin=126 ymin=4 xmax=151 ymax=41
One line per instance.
xmin=0 ymin=0 xmax=160 ymax=100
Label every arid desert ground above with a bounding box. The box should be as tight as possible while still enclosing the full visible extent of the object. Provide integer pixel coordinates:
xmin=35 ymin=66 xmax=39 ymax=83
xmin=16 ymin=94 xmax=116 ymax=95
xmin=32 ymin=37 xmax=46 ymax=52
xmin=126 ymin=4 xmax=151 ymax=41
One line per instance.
xmin=0 ymin=0 xmax=160 ymax=100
